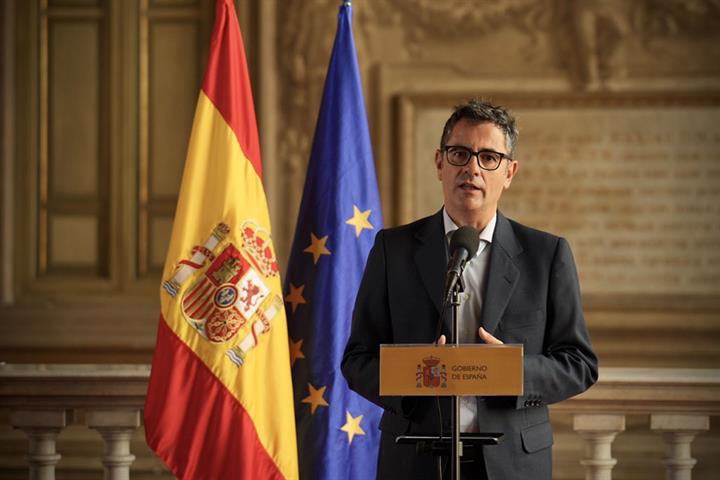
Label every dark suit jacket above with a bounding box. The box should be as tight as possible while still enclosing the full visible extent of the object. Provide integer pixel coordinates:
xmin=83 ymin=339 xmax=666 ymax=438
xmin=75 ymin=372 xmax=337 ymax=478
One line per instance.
xmin=341 ymin=210 xmax=598 ymax=480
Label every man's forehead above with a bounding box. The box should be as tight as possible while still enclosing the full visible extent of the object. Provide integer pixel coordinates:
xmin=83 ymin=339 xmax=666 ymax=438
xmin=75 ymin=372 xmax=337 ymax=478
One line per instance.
xmin=447 ymin=120 xmax=506 ymax=142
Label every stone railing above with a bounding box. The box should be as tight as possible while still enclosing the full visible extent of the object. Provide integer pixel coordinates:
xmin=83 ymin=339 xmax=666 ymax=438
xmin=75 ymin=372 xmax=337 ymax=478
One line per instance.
xmin=551 ymin=368 xmax=720 ymax=480
xmin=0 ymin=364 xmax=149 ymax=480
xmin=1 ymin=365 xmax=718 ymax=480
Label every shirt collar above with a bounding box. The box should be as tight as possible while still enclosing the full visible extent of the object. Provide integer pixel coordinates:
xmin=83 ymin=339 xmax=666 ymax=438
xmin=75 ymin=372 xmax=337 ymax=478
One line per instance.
xmin=442 ymin=208 xmax=496 ymax=257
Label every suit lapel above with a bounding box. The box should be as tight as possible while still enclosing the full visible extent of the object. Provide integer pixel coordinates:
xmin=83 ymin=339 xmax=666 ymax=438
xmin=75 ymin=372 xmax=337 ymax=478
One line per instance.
xmin=481 ymin=212 xmax=522 ymax=335
xmin=413 ymin=210 xmax=447 ymax=315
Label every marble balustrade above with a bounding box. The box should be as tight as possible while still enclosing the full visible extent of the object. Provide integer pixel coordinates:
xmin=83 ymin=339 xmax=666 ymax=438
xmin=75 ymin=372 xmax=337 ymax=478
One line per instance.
xmin=0 ymin=365 xmax=718 ymax=480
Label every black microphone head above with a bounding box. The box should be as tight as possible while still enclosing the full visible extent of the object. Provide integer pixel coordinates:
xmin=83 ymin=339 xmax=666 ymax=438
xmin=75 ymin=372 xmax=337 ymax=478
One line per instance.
xmin=450 ymin=225 xmax=480 ymax=258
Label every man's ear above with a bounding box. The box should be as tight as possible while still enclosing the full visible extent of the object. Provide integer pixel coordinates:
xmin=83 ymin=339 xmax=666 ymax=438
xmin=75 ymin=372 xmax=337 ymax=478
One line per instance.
xmin=435 ymin=150 xmax=443 ymax=180
xmin=503 ymin=160 xmax=519 ymax=189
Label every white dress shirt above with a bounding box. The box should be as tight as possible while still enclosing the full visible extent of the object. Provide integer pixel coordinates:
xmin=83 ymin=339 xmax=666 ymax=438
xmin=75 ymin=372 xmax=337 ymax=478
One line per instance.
xmin=442 ymin=208 xmax=497 ymax=432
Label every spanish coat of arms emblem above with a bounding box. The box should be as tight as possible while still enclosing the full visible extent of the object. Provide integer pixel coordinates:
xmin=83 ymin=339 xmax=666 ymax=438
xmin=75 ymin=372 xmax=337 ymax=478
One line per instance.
xmin=162 ymin=221 xmax=282 ymax=367
xmin=416 ymin=356 xmax=448 ymax=388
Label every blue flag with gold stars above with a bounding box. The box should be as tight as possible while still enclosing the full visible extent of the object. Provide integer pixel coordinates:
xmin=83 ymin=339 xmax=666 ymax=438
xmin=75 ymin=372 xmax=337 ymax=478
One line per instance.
xmin=284 ymin=2 xmax=383 ymax=479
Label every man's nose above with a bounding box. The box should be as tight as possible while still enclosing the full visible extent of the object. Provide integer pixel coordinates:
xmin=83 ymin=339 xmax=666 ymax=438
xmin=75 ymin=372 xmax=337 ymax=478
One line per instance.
xmin=464 ymin=155 xmax=482 ymax=175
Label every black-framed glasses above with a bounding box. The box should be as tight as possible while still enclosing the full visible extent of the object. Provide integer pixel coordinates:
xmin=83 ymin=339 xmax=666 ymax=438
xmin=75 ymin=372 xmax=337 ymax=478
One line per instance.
xmin=442 ymin=145 xmax=511 ymax=171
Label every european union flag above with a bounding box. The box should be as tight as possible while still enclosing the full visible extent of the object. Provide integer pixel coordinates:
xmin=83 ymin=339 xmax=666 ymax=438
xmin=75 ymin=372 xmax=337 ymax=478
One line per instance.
xmin=284 ymin=2 xmax=383 ymax=479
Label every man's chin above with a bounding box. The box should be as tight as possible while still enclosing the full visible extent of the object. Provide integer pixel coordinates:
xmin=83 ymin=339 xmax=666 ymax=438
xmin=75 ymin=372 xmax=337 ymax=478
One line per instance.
xmin=446 ymin=201 xmax=486 ymax=219
xmin=458 ymin=197 xmax=485 ymax=211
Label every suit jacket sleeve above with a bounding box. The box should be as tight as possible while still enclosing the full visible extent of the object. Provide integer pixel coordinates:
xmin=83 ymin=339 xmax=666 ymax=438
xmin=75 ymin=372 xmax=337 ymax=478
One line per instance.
xmin=515 ymin=237 xmax=598 ymax=409
xmin=341 ymin=230 xmax=412 ymax=417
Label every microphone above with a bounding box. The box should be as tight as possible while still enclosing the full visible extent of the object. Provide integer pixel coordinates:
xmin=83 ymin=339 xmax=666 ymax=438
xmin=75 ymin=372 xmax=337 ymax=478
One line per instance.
xmin=434 ymin=225 xmax=480 ymax=342
xmin=443 ymin=225 xmax=480 ymax=305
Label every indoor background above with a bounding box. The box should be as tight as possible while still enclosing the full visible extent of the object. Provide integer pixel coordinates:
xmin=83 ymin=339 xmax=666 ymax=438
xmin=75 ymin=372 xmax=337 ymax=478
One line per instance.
xmin=1 ymin=0 xmax=718 ymax=478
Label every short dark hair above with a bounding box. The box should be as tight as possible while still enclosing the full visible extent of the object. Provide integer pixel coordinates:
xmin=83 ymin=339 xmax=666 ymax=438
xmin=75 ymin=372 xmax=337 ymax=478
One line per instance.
xmin=439 ymin=99 xmax=519 ymax=157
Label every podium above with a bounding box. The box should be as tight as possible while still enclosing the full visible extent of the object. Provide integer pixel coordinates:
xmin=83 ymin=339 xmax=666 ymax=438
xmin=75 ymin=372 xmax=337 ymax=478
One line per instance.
xmin=379 ymin=343 xmax=523 ymax=479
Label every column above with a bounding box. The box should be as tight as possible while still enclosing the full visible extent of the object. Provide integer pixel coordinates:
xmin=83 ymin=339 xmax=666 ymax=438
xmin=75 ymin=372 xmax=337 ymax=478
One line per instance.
xmin=650 ymin=414 xmax=709 ymax=480
xmin=86 ymin=409 xmax=141 ymax=480
xmin=10 ymin=409 xmax=67 ymax=480
xmin=573 ymin=414 xmax=626 ymax=480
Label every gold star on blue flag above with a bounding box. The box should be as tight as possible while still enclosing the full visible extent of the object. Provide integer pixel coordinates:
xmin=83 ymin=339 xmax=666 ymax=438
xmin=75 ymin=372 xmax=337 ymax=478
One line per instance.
xmin=346 ymin=205 xmax=374 ymax=237
xmin=340 ymin=410 xmax=366 ymax=444
xmin=284 ymin=3 xmax=383 ymax=479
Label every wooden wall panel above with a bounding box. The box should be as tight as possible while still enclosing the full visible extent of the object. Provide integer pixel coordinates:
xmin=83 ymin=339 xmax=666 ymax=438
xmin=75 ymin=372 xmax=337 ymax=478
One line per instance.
xmin=49 ymin=22 xmax=99 ymax=196
xmin=49 ymin=0 xmax=101 ymax=5
xmin=49 ymin=215 xmax=98 ymax=267
xmin=1 ymin=0 xmax=15 ymax=304
xmin=40 ymin=0 xmax=110 ymax=277
xmin=148 ymin=22 xmax=198 ymax=197
xmin=3 ymin=0 xmax=213 ymax=353
xmin=151 ymin=0 xmax=198 ymax=7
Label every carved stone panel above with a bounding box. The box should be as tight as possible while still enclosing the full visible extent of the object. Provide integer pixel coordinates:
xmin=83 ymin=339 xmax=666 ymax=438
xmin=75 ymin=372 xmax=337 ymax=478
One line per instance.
xmin=400 ymin=92 xmax=720 ymax=301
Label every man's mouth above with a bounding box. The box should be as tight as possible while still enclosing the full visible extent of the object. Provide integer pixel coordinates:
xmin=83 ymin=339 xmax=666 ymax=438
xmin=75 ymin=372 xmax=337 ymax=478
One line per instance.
xmin=458 ymin=182 xmax=481 ymax=191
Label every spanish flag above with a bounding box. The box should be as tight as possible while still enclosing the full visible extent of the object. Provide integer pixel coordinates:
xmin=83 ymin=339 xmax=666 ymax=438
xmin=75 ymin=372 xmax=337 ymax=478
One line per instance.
xmin=144 ymin=1 xmax=298 ymax=478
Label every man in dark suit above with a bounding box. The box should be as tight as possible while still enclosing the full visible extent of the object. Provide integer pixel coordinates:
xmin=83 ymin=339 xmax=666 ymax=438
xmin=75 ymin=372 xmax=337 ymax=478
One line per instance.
xmin=341 ymin=100 xmax=598 ymax=479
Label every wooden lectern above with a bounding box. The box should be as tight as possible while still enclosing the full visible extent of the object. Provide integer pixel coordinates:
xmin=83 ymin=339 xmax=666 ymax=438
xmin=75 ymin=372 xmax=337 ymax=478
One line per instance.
xmin=379 ymin=343 xmax=523 ymax=479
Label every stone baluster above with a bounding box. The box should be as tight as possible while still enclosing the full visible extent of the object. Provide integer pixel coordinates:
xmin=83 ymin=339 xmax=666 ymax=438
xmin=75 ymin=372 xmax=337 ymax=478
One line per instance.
xmin=650 ymin=414 xmax=710 ymax=480
xmin=86 ymin=409 xmax=141 ymax=480
xmin=10 ymin=409 xmax=67 ymax=480
xmin=573 ymin=414 xmax=626 ymax=480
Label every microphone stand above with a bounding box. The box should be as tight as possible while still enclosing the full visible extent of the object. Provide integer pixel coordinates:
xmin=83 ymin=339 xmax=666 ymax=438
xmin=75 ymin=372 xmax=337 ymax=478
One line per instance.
xmin=449 ymin=277 xmax=462 ymax=480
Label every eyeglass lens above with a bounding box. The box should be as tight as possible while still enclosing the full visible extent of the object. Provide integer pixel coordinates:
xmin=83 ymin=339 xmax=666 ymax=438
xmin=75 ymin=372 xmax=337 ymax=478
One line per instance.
xmin=445 ymin=146 xmax=503 ymax=170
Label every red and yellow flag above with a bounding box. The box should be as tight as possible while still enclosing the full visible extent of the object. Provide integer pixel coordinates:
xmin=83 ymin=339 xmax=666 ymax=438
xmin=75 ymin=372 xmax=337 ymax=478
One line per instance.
xmin=144 ymin=1 xmax=298 ymax=478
